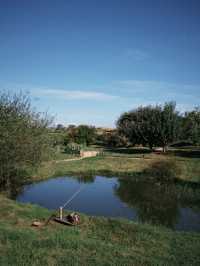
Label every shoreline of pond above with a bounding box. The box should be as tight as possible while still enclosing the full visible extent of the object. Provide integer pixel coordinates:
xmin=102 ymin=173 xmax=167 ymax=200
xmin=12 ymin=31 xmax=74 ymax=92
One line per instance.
xmin=15 ymin=175 xmax=200 ymax=233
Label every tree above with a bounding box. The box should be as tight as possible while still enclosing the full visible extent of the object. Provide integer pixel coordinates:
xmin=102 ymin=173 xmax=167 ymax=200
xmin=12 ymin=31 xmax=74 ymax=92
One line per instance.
xmin=0 ymin=92 xmax=52 ymax=189
xmin=157 ymin=102 xmax=180 ymax=152
xmin=56 ymin=124 xmax=65 ymax=131
xmin=65 ymin=124 xmax=77 ymax=144
xmin=117 ymin=105 xmax=161 ymax=150
xmin=102 ymin=129 xmax=129 ymax=147
xmin=75 ymin=125 xmax=96 ymax=146
xmin=182 ymin=107 xmax=200 ymax=145
xmin=117 ymin=102 xmax=180 ymax=151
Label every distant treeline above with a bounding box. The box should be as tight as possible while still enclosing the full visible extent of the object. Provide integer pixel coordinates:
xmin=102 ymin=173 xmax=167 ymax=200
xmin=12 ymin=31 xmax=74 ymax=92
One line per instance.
xmin=117 ymin=102 xmax=200 ymax=151
xmin=53 ymin=102 xmax=200 ymax=151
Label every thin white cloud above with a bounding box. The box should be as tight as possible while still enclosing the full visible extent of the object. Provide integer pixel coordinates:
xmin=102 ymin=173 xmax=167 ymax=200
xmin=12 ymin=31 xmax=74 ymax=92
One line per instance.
xmin=2 ymin=80 xmax=199 ymax=127
xmin=31 ymin=88 xmax=119 ymax=101
xmin=117 ymin=80 xmax=200 ymax=94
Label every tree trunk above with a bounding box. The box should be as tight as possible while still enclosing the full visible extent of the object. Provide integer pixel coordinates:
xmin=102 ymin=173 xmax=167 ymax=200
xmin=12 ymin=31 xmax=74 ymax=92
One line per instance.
xmin=162 ymin=145 xmax=168 ymax=153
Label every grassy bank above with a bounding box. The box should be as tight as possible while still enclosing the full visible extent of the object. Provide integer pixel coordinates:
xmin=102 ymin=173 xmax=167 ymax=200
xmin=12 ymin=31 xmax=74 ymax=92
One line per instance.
xmin=35 ymin=150 xmax=200 ymax=183
xmin=1 ymin=148 xmax=200 ymax=265
xmin=0 ymin=194 xmax=200 ymax=266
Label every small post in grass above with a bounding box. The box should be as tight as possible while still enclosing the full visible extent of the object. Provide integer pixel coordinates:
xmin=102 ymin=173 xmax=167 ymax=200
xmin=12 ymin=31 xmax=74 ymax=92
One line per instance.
xmin=59 ymin=207 xmax=63 ymax=220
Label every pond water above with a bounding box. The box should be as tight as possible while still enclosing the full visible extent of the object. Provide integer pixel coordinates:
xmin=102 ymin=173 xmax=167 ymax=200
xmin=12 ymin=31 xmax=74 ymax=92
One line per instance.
xmin=16 ymin=175 xmax=200 ymax=232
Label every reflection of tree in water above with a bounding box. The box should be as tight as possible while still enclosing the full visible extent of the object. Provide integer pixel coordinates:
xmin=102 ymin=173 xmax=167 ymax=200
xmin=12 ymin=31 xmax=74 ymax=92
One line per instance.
xmin=114 ymin=179 xmax=179 ymax=228
xmin=176 ymin=183 xmax=200 ymax=212
xmin=77 ymin=175 xmax=96 ymax=184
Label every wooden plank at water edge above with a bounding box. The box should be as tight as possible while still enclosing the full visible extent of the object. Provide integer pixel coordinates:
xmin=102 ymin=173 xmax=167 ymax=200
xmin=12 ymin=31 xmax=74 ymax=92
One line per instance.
xmin=53 ymin=217 xmax=76 ymax=226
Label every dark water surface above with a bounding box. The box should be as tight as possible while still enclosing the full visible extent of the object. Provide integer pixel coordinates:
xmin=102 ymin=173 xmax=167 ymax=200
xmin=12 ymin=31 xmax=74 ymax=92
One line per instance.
xmin=16 ymin=176 xmax=200 ymax=232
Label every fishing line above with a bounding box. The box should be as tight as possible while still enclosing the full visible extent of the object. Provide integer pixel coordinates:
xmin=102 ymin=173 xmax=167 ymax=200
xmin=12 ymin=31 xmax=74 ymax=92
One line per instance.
xmin=62 ymin=185 xmax=84 ymax=209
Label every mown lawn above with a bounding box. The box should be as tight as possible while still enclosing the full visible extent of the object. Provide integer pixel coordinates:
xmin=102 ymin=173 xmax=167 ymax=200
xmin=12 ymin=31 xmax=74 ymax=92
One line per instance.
xmin=0 ymin=195 xmax=200 ymax=266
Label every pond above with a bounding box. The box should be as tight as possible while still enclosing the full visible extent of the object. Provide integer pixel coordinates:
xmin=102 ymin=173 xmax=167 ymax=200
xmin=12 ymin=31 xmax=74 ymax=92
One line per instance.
xmin=16 ymin=175 xmax=200 ymax=232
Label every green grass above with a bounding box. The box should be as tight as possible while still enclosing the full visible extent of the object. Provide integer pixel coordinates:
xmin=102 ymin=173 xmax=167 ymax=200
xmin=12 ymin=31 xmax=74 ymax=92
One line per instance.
xmin=0 ymin=195 xmax=200 ymax=266
xmin=41 ymin=146 xmax=200 ymax=183
xmin=34 ymin=151 xmax=200 ymax=183
xmin=51 ymin=146 xmax=80 ymax=161
xmin=53 ymin=152 xmax=79 ymax=161
xmin=1 ymin=147 xmax=200 ymax=265
xmin=34 ymin=156 xmax=148 ymax=181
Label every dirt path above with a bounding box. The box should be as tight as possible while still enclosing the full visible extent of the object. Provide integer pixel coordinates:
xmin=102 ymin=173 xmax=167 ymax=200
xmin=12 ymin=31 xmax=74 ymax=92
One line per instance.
xmin=54 ymin=155 xmax=154 ymax=164
xmin=54 ymin=157 xmax=84 ymax=163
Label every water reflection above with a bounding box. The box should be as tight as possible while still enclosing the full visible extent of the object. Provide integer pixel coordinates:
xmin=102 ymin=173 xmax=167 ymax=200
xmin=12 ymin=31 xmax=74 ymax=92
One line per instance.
xmin=115 ymin=180 xmax=179 ymax=228
xmin=15 ymin=175 xmax=200 ymax=232
xmin=76 ymin=175 xmax=96 ymax=183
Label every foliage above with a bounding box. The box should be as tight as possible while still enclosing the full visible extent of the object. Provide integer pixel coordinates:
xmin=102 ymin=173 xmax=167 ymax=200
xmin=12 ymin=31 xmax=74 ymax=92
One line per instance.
xmin=0 ymin=92 xmax=52 ymax=189
xmin=75 ymin=125 xmax=96 ymax=145
xmin=101 ymin=130 xmax=129 ymax=147
xmin=48 ymin=131 xmax=65 ymax=147
xmin=117 ymin=105 xmax=160 ymax=149
xmin=65 ymin=124 xmax=77 ymax=144
xmin=64 ymin=142 xmax=81 ymax=155
xmin=64 ymin=124 xmax=96 ymax=146
xmin=157 ymin=102 xmax=180 ymax=151
xmin=55 ymin=123 xmax=65 ymax=131
xmin=182 ymin=107 xmax=200 ymax=145
xmin=117 ymin=102 xmax=180 ymax=151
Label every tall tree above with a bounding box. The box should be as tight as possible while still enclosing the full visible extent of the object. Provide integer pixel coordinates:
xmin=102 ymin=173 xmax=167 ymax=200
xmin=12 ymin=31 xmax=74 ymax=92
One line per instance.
xmin=157 ymin=102 xmax=180 ymax=152
xmin=0 ymin=92 xmax=52 ymax=188
xmin=182 ymin=107 xmax=200 ymax=145
xmin=117 ymin=102 xmax=180 ymax=151
xmin=117 ymin=105 xmax=161 ymax=150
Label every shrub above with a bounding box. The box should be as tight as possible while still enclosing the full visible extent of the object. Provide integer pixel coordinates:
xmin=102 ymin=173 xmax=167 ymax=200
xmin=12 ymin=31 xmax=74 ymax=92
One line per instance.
xmin=0 ymin=92 xmax=52 ymax=189
xmin=145 ymin=159 xmax=181 ymax=182
xmin=75 ymin=125 xmax=96 ymax=145
xmin=64 ymin=143 xmax=81 ymax=155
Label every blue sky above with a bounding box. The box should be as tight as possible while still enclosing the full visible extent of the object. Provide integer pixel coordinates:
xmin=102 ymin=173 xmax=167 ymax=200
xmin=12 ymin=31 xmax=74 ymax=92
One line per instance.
xmin=0 ymin=0 xmax=200 ymax=127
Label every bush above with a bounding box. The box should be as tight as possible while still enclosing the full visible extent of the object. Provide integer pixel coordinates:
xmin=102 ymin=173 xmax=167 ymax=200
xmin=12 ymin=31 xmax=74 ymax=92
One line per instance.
xmin=75 ymin=125 xmax=96 ymax=145
xmin=102 ymin=130 xmax=129 ymax=147
xmin=64 ymin=143 xmax=81 ymax=155
xmin=145 ymin=159 xmax=181 ymax=182
xmin=0 ymin=92 xmax=52 ymax=189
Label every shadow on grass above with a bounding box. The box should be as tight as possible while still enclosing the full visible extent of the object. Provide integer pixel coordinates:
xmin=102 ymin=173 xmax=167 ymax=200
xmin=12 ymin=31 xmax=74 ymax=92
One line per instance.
xmin=168 ymin=149 xmax=200 ymax=159
xmin=104 ymin=147 xmax=151 ymax=155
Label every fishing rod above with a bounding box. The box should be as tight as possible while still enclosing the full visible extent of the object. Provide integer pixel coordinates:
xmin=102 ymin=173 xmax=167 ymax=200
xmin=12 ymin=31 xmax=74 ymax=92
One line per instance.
xmin=59 ymin=186 xmax=84 ymax=220
xmin=33 ymin=185 xmax=85 ymax=227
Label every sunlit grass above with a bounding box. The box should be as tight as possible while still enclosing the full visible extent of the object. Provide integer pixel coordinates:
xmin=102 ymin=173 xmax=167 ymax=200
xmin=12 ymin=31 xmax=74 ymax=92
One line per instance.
xmin=0 ymin=195 xmax=200 ymax=265
xmin=1 ymin=148 xmax=200 ymax=265
xmin=35 ymin=152 xmax=200 ymax=183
